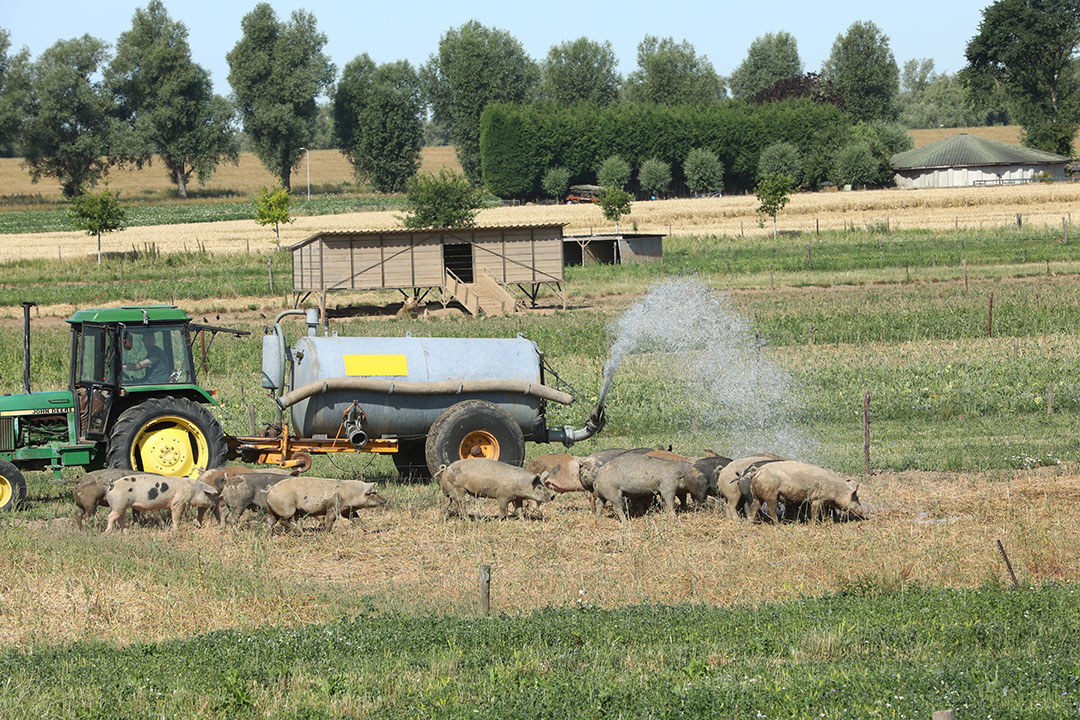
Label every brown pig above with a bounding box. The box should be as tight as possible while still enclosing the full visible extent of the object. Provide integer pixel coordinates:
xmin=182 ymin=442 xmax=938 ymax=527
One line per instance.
xmin=105 ymin=474 xmax=220 ymax=532
xmin=746 ymin=460 xmax=865 ymax=523
xmin=715 ymin=455 xmax=786 ymax=521
xmin=438 ymin=458 xmax=554 ymax=519
xmin=72 ymin=468 xmax=138 ymax=529
xmin=198 ymin=465 xmax=294 ymax=492
xmin=527 ymin=454 xmax=586 ymax=494
xmin=592 ymin=454 xmax=710 ymax=522
xmin=220 ymin=472 xmax=290 ymax=525
xmin=264 ymin=477 xmax=385 ymax=532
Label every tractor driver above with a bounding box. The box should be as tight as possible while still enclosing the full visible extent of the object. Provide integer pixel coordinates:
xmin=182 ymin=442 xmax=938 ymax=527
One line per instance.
xmin=122 ymin=332 xmax=171 ymax=383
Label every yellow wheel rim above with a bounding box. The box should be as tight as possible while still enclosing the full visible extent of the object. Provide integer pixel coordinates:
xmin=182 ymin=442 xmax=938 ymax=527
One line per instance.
xmin=132 ymin=415 xmax=208 ymax=478
xmin=0 ymin=476 xmax=11 ymax=508
xmin=459 ymin=430 xmax=499 ymax=460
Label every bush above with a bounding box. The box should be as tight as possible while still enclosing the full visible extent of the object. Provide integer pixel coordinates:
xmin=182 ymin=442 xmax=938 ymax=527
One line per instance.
xmin=401 ymin=168 xmax=482 ymax=228
xmin=684 ymin=148 xmax=724 ymax=195
xmin=833 ymin=143 xmax=878 ymax=188
xmin=598 ymin=186 xmax=632 ymax=225
xmin=253 ymin=184 xmax=292 ymax=248
xmin=541 ymin=166 xmax=570 ymax=201
xmin=638 ymin=158 xmax=671 ymax=198
xmin=597 ymin=155 xmax=631 ymax=189
xmin=758 ymin=142 xmax=802 ymax=185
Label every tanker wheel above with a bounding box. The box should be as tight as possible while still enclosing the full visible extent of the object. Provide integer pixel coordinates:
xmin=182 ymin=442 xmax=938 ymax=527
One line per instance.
xmin=0 ymin=459 xmax=26 ymax=512
xmin=392 ymin=440 xmax=431 ymax=482
xmin=424 ymin=399 xmax=525 ymax=477
xmin=106 ymin=396 xmax=227 ymax=479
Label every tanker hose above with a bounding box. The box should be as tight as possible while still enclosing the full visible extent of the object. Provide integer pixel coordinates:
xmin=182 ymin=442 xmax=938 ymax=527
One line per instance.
xmin=276 ymin=377 xmax=575 ymax=410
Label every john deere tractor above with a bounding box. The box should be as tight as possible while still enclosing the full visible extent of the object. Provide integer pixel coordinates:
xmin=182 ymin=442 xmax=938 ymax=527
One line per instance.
xmin=0 ymin=305 xmax=240 ymax=511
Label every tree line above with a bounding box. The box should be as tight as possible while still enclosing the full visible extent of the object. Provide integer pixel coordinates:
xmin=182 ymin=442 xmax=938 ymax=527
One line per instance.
xmin=0 ymin=0 xmax=1074 ymax=201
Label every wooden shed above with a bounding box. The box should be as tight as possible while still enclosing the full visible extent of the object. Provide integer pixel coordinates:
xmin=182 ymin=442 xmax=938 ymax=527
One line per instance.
xmin=563 ymin=233 xmax=664 ymax=266
xmin=288 ymin=224 xmax=566 ymax=315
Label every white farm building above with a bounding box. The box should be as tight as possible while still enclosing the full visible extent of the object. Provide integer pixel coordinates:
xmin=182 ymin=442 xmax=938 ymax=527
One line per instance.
xmin=890 ymin=133 xmax=1070 ymax=189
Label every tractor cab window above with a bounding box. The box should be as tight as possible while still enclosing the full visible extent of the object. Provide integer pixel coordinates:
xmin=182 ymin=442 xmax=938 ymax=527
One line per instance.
xmin=78 ymin=326 xmax=118 ymax=385
xmin=121 ymin=325 xmax=193 ymax=385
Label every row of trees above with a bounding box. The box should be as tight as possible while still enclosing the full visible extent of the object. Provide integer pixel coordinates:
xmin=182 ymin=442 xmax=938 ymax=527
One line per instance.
xmin=1 ymin=0 xmax=1078 ymax=200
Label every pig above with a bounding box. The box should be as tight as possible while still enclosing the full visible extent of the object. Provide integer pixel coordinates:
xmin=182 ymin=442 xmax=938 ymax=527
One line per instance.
xmin=438 ymin=458 xmax=555 ymax=519
xmin=264 ymin=476 xmax=385 ymax=532
xmin=745 ymin=460 xmax=866 ymax=523
xmin=715 ymin=455 xmax=786 ymax=521
xmin=592 ymin=454 xmax=710 ymax=522
xmin=105 ymin=474 xmax=220 ymax=532
xmin=527 ymin=454 xmax=586 ymax=494
xmin=220 ymin=472 xmax=290 ymax=525
xmin=72 ymin=468 xmax=138 ymax=529
xmin=198 ymin=465 xmax=294 ymax=492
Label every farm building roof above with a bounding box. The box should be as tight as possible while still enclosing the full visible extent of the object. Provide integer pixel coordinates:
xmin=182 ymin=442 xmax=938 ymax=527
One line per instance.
xmin=891 ymin=134 xmax=1069 ymax=170
xmin=287 ymin=224 xmax=568 ymax=251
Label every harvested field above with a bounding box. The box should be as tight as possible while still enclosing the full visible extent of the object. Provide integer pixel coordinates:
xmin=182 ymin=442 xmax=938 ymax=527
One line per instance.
xmin=0 ymin=147 xmax=461 ymax=203
xmin=1 ymin=466 xmax=1073 ymax=648
xmin=3 ymin=181 xmax=1080 ymax=262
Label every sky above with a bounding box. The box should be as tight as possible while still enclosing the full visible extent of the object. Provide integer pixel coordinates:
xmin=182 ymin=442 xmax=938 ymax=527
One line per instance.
xmin=4 ymin=0 xmax=992 ymax=96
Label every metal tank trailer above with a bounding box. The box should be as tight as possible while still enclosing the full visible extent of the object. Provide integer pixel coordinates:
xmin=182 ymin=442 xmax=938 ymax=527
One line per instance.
xmin=256 ymin=309 xmax=606 ymax=477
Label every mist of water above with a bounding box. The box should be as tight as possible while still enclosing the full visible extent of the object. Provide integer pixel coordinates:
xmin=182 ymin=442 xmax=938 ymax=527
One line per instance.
xmin=598 ymin=278 xmax=817 ymax=460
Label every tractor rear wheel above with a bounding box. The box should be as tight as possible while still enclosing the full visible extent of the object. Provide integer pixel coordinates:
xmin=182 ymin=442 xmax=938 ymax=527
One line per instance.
xmin=107 ymin=396 xmax=227 ymax=478
xmin=424 ymin=400 xmax=525 ymax=477
xmin=0 ymin=459 xmax=26 ymax=512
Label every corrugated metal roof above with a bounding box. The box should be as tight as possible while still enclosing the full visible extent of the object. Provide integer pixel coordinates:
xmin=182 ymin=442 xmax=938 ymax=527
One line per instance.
xmin=891 ymin=134 xmax=1069 ymax=170
xmin=286 ymin=223 xmax=567 ymax=251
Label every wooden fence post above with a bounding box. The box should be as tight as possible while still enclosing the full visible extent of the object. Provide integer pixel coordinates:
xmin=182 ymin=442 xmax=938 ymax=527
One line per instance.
xmin=807 ymin=242 xmax=812 ymax=271
xmin=1047 ymin=384 xmax=1054 ymax=415
xmin=268 ymin=256 xmax=275 ymax=293
xmin=933 ymin=711 xmax=956 ymax=720
xmin=988 ymin=291 xmax=994 ymax=338
xmin=1016 ymin=212 xmax=1022 ymax=229
xmin=248 ymin=403 xmax=257 ymax=436
xmin=996 ymin=539 xmax=1020 ymax=588
xmin=962 ymin=258 xmax=968 ymax=293
xmin=863 ymin=391 xmax=871 ymax=475
xmin=479 ymin=563 xmax=491 ymax=617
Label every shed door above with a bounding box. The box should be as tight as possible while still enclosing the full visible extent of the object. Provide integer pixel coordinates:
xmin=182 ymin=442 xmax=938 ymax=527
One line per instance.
xmin=444 ymin=242 xmax=474 ymax=283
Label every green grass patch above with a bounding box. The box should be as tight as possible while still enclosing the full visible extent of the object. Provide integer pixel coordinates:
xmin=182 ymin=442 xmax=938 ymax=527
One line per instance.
xmin=2 ymin=584 xmax=1076 ymax=718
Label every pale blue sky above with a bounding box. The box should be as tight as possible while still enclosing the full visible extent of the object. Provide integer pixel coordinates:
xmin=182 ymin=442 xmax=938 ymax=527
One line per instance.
xmin=4 ymin=0 xmax=991 ymax=95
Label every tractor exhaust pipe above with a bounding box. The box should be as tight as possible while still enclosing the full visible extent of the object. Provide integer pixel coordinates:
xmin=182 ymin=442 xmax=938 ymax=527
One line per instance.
xmin=22 ymin=302 xmax=36 ymax=395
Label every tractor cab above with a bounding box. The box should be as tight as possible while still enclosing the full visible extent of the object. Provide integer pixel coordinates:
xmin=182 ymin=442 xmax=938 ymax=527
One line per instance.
xmin=68 ymin=308 xmax=201 ymax=442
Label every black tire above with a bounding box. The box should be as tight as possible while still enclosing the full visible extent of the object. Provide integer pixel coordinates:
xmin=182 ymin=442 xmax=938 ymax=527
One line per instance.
xmin=392 ymin=440 xmax=432 ymax=481
xmin=0 ymin=459 xmax=26 ymax=512
xmin=424 ymin=399 xmax=525 ymax=476
xmin=107 ymin=396 xmax=227 ymax=478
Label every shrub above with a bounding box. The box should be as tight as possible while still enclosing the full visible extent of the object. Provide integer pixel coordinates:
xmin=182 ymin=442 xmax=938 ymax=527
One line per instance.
xmin=253 ymin=184 xmax=292 ymax=248
xmin=833 ymin=142 xmax=878 ymax=188
xmin=597 ymin=155 xmax=631 ymax=189
xmin=684 ymin=148 xmax=724 ymax=195
xmin=758 ymin=142 xmax=802 ymax=185
xmin=401 ymin=168 xmax=482 ymax=228
xmin=541 ymin=166 xmax=570 ymax=201
xmin=638 ymin=158 xmax=671 ymax=198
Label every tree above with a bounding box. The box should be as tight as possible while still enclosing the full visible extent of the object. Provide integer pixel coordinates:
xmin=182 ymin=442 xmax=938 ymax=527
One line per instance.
xmin=21 ymin=35 xmax=120 ymax=197
xmin=254 ymin=184 xmax=292 ymax=248
xmin=758 ymin=142 xmax=802 ymax=184
xmin=401 ymin=168 xmax=483 ymax=229
xmin=541 ymin=166 xmax=570 ymax=201
xmin=422 ymin=21 xmax=538 ymax=183
xmin=597 ymin=155 xmax=631 ymax=189
xmin=108 ymin=1 xmax=237 ymax=199
xmin=729 ymin=32 xmax=802 ymax=100
xmin=0 ymin=29 xmax=31 ymax=157
xmin=754 ymin=173 xmax=793 ymax=238
xmin=69 ymin=186 xmax=127 ymax=264
xmin=335 ymin=54 xmax=423 ymax=192
xmin=541 ymin=37 xmax=621 ymax=106
xmin=624 ymin=36 xmax=725 ymax=104
xmin=684 ymin=148 xmax=724 ymax=195
xmin=598 ymin=186 xmax=632 ymax=232
xmin=822 ymin=21 xmax=900 ymax=122
xmin=833 ymin=143 xmax=878 ymax=188
xmin=638 ymin=157 xmax=671 ymax=198
xmin=965 ymin=0 xmax=1080 ymax=155
xmin=753 ymin=72 xmax=844 ymax=108
xmin=227 ymin=3 xmax=334 ymax=190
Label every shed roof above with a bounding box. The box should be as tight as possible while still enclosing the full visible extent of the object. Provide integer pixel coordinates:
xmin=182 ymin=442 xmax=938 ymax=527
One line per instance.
xmin=890 ymin=134 xmax=1069 ymax=170
xmin=286 ymin=224 xmax=567 ymax=252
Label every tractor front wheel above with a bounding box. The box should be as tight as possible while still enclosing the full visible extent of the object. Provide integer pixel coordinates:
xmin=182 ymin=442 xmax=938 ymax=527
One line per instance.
xmin=0 ymin=459 xmax=26 ymax=512
xmin=107 ymin=397 xmax=227 ymax=478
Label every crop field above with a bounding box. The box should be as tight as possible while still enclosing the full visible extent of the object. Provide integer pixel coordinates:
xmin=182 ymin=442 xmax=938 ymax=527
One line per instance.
xmin=1 ymin=215 xmax=1079 ymax=715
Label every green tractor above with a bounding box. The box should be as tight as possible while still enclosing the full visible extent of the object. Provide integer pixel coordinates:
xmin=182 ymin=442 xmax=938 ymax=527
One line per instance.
xmin=0 ymin=304 xmax=243 ymax=511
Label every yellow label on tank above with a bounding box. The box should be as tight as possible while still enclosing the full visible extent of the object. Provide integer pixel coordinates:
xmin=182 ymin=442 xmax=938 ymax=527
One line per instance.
xmin=344 ymin=354 xmax=408 ymax=377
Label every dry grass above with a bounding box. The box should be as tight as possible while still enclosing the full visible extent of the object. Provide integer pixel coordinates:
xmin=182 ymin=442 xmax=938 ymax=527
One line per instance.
xmin=2 ymin=467 xmax=1076 ymax=648
xmin=5 ymin=180 xmax=1080 ymax=263
xmin=0 ymin=147 xmax=462 ymax=202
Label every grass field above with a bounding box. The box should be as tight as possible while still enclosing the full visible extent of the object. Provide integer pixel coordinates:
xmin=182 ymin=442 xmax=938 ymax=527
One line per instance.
xmin=2 ymin=213 xmax=1078 ymax=715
